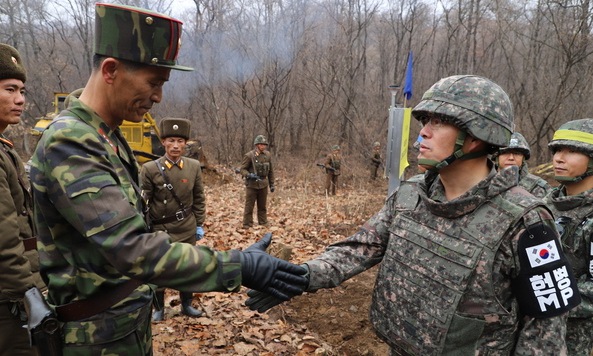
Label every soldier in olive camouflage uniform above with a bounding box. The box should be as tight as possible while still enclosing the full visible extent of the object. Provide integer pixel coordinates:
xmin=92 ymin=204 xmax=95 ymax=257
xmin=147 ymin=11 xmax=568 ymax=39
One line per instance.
xmin=0 ymin=43 xmax=44 ymax=356
xmin=370 ymin=141 xmax=382 ymax=180
xmin=493 ymin=132 xmax=551 ymax=198
xmin=29 ymin=4 xmax=307 ymax=355
xmin=140 ymin=118 xmax=205 ymax=321
xmin=247 ymin=75 xmax=579 ymax=355
xmin=323 ymin=145 xmax=341 ymax=195
xmin=545 ymin=119 xmax=593 ymax=356
xmin=240 ymin=135 xmax=275 ymax=228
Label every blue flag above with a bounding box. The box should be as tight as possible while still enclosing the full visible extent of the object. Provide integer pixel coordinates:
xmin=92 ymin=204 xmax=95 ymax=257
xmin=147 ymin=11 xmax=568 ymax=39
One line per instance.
xmin=403 ymin=51 xmax=413 ymax=100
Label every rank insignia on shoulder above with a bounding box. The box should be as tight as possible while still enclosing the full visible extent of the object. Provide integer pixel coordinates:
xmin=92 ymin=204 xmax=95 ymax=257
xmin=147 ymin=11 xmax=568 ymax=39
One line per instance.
xmin=513 ymin=223 xmax=581 ymax=318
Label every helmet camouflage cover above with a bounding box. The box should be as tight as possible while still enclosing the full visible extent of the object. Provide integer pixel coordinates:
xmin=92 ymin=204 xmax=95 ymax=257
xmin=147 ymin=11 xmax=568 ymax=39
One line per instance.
xmin=254 ymin=135 xmax=269 ymax=145
xmin=412 ymin=75 xmax=513 ymax=147
xmin=548 ymin=118 xmax=593 ymax=157
xmin=498 ymin=132 xmax=530 ymax=160
xmin=94 ymin=3 xmax=192 ymax=71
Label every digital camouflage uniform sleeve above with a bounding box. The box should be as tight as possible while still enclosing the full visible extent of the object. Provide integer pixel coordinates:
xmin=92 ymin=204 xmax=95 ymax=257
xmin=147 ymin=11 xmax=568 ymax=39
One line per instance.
xmin=509 ymin=206 xmax=572 ymax=355
xmin=31 ymin=110 xmax=240 ymax=308
xmin=306 ymin=191 xmax=395 ymax=290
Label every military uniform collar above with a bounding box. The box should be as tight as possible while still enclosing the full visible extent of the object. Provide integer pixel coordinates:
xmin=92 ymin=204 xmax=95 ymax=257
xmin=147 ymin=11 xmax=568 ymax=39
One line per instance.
xmin=164 ymin=156 xmax=184 ymax=169
xmin=67 ymin=97 xmax=120 ymax=153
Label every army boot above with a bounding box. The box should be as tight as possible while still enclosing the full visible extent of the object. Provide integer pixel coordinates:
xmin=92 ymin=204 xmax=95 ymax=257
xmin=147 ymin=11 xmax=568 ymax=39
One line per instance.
xmin=152 ymin=290 xmax=165 ymax=322
xmin=180 ymin=292 xmax=203 ymax=317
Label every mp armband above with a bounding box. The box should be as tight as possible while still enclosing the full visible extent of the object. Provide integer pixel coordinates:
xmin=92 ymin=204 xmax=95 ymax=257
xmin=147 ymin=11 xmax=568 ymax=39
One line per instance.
xmin=512 ymin=223 xmax=581 ymax=318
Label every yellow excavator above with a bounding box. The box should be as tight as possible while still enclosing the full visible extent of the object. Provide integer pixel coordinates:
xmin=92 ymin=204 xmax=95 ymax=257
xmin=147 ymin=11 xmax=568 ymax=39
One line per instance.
xmin=30 ymin=92 xmax=163 ymax=164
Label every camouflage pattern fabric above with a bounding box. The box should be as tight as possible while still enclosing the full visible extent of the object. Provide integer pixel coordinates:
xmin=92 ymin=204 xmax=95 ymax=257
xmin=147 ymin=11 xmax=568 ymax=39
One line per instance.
xmin=94 ymin=3 xmax=192 ymax=71
xmin=498 ymin=132 xmax=531 ymax=159
xmin=516 ymin=164 xmax=551 ymax=199
xmin=548 ymin=118 xmax=593 ymax=156
xmin=30 ymin=97 xmax=241 ymax=350
xmin=306 ymin=165 xmax=574 ymax=354
xmin=412 ymin=75 xmax=513 ymax=147
xmin=546 ymin=187 xmax=593 ymax=355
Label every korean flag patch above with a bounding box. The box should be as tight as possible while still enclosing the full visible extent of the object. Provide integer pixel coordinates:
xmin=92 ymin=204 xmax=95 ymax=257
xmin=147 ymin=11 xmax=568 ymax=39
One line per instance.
xmin=513 ymin=222 xmax=580 ymax=318
xmin=526 ymin=240 xmax=560 ymax=268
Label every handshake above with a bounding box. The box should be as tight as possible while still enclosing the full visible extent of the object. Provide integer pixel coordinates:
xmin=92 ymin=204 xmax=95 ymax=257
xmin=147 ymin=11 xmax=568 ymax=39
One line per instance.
xmin=240 ymin=233 xmax=309 ymax=309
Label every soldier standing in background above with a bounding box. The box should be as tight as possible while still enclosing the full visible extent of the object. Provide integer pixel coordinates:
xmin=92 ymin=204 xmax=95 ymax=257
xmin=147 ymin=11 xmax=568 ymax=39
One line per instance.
xmin=140 ymin=118 xmax=205 ymax=321
xmin=493 ymin=131 xmax=551 ymax=198
xmin=323 ymin=145 xmax=341 ymax=195
xmin=185 ymin=138 xmax=209 ymax=170
xmin=0 ymin=43 xmax=43 ymax=356
xmin=29 ymin=4 xmax=308 ymax=354
xmin=247 ymin=75 xmax=579 ymax=354
xmin=370 ymin=141 xmax=382 ymax=180
xmin=545 ymin=119 xmax=593 ymax=355
xmin=240 ymin=135 xmax=275 ymax=228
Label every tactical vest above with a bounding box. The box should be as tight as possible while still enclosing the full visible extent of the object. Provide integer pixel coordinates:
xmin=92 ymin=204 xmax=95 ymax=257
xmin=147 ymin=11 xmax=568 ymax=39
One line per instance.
xmin=253 ymin=152 xmax=270 ymax=178
xmin=330 ymin=156 xmax=341 ymax=170
xmin=370 ymin=180 xmax=529 ymax=355
xmin=551 ymin=201 xmax=593 ymax=280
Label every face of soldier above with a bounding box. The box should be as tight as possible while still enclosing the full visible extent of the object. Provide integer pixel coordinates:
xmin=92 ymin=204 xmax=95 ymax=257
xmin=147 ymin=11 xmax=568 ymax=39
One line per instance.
xmin=553 ymin=147 xmax=589 ymax=180
xmin=163 ymin=137 xmax=187 ymax=161
xmin=417 ymin=116 xmax=460 ymax=168
xmin=255 ymin=143 xmax=267 ymax=153
xmin=0 ymin=78 xmax=25 ymax=132
xmin=498 ymin=151 xmax=524 ymax=170
xmin=110 ymin=59 xmax=171 ymax=125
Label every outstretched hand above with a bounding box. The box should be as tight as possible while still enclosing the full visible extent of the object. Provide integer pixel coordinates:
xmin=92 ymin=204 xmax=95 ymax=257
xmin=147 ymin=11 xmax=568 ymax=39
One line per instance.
xmin=240 ymin=233 xmax=308 ymax=301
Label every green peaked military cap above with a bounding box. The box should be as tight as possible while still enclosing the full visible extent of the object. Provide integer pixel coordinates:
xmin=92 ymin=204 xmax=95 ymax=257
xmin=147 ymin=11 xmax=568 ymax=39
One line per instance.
xmin=160 ymin=118 xmax=191 ymax=140
xmin=0 ymin=43 xmax=27 ymax=82
xmin=95 ymin=3 xmax=193 ymax=71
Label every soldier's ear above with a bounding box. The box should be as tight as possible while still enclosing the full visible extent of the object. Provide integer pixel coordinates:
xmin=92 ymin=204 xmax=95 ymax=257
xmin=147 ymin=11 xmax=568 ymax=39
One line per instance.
xmin=101 ymin=58 xmax=119 ymax=83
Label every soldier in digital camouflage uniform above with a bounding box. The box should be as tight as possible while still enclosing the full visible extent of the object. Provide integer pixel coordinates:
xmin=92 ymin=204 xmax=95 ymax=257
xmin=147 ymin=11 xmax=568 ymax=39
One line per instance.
xmin=323 ymin=145 xmax=341 ymax=195
xmin=493 ymin=132 xmax=551 ymax=198
xmin=247 ymin=75 xmax=580 ymax=355
xmin=0 ymin=43 xmax=44 ymax=356
xmin=140 ymin=118 xmax=205 ymax=321
xmin=544 ymin=119 xmax=593 ymax=356
xmin=29 ymin=4 xmax=308 ymax=355
xmin=240 ymin=135 xmax=275 ymax=228
xmin=370 ymin=141 xmax=382 ymax=180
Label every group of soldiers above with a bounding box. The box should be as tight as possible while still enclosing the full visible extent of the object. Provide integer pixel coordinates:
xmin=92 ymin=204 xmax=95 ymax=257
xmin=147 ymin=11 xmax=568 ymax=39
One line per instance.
xmin=2 ymin=3 xmax=593 ymax=356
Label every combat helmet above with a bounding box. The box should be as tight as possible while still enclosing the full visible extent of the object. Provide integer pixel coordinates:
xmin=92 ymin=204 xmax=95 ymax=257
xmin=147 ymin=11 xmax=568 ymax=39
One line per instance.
xmin=412 ymin=75 xmax=513 ymax=171
xmin=373 ymin=141 xmax=380 ymax=148
xmin=497 ymin=132 xmax=530 ymax=160
xmin=548 ymin=118 xmax=593 ymax=182
xmin=254 ymin=135 xmax=269 ymax=145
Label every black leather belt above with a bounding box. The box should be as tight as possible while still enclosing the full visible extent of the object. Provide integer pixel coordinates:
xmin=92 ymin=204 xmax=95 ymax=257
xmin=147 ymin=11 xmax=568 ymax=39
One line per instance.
xmin=151 ymin=208 xmax=191 ymax=225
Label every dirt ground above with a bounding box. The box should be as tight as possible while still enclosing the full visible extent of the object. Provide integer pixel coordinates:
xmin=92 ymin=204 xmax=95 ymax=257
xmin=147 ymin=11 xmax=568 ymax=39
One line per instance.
xmin=280 ymin=267 xmax=389 ymax=355
xmin=152 ymin=164 xmax=391 ymax=355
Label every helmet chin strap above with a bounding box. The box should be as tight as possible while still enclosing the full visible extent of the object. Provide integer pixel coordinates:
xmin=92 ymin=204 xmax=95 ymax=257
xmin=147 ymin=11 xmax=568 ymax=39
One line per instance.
xmin=555 ymin=158 xmax=593 ymax=183
xmin=418 ymin=131 xmax=489 ymax=172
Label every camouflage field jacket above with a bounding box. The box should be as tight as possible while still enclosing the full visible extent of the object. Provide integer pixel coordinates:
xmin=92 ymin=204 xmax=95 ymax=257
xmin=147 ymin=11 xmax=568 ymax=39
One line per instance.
xmin=30 ymin=98 xmax=241 ymax=341
xmin=306 ymin=165 xmax=575 ymax=355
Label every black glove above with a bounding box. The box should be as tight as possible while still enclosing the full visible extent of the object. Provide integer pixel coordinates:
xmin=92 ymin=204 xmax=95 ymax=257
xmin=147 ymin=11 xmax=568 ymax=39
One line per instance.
xmin=246 ymin=173 xmax=259 ymax=180
xmin=240 ymin=233 xmax=308 ymax=301
xmin=269 ymin=184 xmax=275 ymax=193
xmin=245 ymin=263 xmax=310 ymax=313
